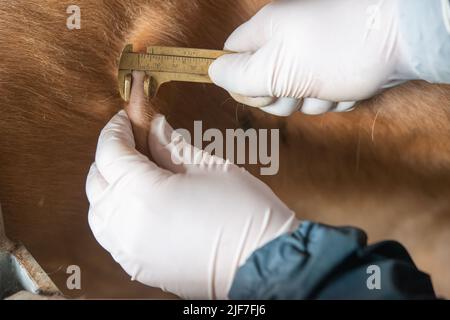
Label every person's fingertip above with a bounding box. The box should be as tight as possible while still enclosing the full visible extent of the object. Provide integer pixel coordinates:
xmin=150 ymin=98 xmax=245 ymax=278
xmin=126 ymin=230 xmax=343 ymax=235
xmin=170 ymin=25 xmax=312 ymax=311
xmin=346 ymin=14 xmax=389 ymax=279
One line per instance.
xmin=149 ymin=114 xmax=174 ymax=145
xmin=334 ymin=101 xmax=357 ymax=113
xmin=300 ymin=98 xmax=335 ymax=115
xmin=128 ymin=71 xmax=147 ymax=106
xmin=260 ymin=98 xmax=302 ymax=117
xmin=86 ymin=163 xmax=109 ymax=204
xmin=208 ymin=57 xmax=223 ymax=84
xmin=209 ymin=53 xmax=262 ymax=96
xmin=87 ymin=163 xmax=100 ymax=182
xmin=88 ymin=207 xmax=106 ymax=241
xmin=230 ymin=93 xmax=276 ymax=108
xmin=110 ymin=109 xmax=132 ymax=128
xmin=150 ymin=113 xmax=167 ymax=129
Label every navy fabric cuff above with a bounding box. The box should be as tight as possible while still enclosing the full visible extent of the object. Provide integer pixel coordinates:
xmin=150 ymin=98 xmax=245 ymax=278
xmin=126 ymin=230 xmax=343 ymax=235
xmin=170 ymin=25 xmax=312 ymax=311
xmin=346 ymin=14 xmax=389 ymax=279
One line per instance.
xmin=229 ymin=221 xmax=436 ymax=300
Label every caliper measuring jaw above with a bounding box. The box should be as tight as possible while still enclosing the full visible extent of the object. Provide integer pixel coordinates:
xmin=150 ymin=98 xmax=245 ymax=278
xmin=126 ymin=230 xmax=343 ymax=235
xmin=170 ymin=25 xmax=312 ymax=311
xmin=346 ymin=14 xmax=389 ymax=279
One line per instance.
xmin=118 ymin=44 xmax=229 ymax=102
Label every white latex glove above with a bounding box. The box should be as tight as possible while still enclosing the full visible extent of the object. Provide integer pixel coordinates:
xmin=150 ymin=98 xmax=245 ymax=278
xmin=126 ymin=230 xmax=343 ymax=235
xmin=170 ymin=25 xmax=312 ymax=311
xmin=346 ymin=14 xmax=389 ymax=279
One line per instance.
xmin=209 ymin=0 xmax=418 ymax=116
xmin=86 ymin=111 xmax=299 ymax=299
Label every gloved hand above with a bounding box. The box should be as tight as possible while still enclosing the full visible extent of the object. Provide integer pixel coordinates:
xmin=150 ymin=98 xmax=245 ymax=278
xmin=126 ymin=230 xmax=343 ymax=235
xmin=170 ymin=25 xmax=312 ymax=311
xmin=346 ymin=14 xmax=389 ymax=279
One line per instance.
xmin=86 ymin=111 xmax=299 ymax=299
xmin=209 ymin=0 xmax=418 ymax=116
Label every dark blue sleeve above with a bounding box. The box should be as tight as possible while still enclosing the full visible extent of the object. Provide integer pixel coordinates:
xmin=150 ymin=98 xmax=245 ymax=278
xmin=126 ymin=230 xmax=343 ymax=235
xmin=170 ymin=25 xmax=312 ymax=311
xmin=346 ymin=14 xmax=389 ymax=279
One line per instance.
xmin=229 ymin=221 xmax=436 ymax=300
